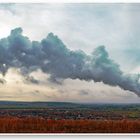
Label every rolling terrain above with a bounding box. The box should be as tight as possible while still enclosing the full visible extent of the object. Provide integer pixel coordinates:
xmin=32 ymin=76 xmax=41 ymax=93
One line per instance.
xmin=0 ymin=101 xmax=139 ymax=133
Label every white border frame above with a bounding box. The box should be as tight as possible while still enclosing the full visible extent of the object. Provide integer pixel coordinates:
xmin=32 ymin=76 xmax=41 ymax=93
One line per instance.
xmin=0 ymin=0 xmax=140 ymax=136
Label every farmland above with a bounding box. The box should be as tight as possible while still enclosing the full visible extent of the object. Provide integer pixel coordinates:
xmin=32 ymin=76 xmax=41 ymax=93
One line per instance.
xmin=0 ymin=117 xmax=140 ymax=133
xmin=0 ymin=101 xmax=139 ymax=133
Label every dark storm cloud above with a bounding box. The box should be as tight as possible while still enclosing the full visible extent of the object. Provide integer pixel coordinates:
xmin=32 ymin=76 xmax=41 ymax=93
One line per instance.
xmin=0 ymin=27 xmax=140 ymax=96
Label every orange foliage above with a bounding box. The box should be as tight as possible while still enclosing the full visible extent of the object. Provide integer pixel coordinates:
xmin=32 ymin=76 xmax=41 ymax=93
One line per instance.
xmin=0 ymin=117 xmax=140 ymax=133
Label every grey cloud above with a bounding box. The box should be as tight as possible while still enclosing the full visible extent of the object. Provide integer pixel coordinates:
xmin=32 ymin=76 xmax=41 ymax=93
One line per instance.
xmin=79 ymin=90 xmax=90 ymax=96
xmin=25 ymin=76 xmax=39 ymax=84
xmin=0 ymin=78 xmax=6 ymax=84
xmin=0 ymin=27 xmax=140 ymax=96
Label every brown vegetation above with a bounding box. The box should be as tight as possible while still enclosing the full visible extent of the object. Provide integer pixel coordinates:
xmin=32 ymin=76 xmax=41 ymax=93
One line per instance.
xmin=0 ymin=117 xmax=140 ymax=133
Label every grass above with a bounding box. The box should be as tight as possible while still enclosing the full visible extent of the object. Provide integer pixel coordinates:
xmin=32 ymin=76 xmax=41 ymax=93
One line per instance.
xmin=0 ymin=117 xmax=140 ymax=133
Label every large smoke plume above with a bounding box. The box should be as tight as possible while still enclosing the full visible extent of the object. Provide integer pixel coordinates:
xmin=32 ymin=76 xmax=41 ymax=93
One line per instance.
xmin=0 ymin=27 xmax=140 ymax=96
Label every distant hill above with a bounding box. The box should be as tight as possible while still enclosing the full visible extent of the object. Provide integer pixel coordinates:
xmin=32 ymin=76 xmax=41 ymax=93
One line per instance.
xmin=0 ymin=101 xmax=84 ymax=109
xmin=0 ymin=101 xmax=140 ymax=111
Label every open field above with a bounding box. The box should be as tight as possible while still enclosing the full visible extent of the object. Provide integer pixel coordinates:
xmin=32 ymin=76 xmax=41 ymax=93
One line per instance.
xmin=0 ymin=102 xmax=140 ymax=120
xmin=0 ymin=117 xmax=140 ymax=133
xmin=0 ymin=108 xmax=140 ymax=120
xmin=0 ymin=102 xmax=139 ymax=133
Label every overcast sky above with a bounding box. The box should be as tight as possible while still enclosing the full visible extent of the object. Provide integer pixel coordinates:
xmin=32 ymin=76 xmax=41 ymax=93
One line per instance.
xmin=0 ymin=3 xmax=140 ymax=103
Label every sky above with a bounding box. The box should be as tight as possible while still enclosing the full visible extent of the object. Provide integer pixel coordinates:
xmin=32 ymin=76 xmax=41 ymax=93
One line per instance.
xmin=0 ymin=3 xmax=140 ymax=103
